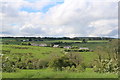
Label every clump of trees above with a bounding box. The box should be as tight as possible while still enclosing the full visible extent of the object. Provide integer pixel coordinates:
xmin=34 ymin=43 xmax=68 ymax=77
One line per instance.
xmin=48 ymin=53 xmax=86 ymax=72
xmin=21 ymin=42 xmax=31 ymax=45
xmin=2 ymin=52 xmax=49 ymax=72
xmin=2 ymin=52 xmax=85 ymax=73
xmin=93 ymin=39 xmax=119 ymax=73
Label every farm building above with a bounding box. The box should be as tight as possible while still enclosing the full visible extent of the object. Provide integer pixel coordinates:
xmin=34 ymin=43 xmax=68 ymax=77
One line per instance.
xmin=79 ymin=47 xmax=89 ymax=50
xmin=64 ymin=46 xmax=71 ymax=49
xmin=53 ymin=45 xmax=59 ymax=47
xmin=38 ymin=44 xmax=47 ymax=47
xmin=31 ymin=43 xmax=47 ymax=47
xmin=31 ymin=43 xmax=39 ymax=46
xmin=22 ymin=39 xmax=29 ymax=42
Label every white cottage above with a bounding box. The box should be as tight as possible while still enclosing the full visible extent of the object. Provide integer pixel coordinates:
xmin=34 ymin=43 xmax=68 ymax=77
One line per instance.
xmin=79 ymin=47 xmax=89 ymax=50
xmin=64 ymin=46 xmax=71 ymax=49
xmin=38 ymin=44 xmax=47 ymax=47
xmin=53 ymin=45 xmax=59 ymax=47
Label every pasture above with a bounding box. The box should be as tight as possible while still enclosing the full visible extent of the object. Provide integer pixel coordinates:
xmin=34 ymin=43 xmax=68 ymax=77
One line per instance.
xmin=2 ymin=68 xmax=118 ymax=78
xmin=1 ymin=37 xmax=119 ymax=78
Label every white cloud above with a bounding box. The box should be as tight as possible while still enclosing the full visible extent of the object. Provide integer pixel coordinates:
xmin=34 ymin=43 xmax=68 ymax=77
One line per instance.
xmin=43 ymin=0 xmax=118 ymax=37
xmin=0 ymin=0 xmax=118 ymax=37
xmin=88 ymin=19 xmax=118 ymax=37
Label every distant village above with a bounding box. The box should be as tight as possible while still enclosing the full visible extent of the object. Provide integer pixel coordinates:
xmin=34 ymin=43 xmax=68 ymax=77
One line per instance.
xmin=20 ymin=39 xmax=91 ymax=52
xmin=19 ymin=38 xmax=94 ymax=52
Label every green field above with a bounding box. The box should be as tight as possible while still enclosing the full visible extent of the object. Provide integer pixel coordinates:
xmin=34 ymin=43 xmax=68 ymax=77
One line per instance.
xmin=2 ymin=68 xmax=118 ymax=78
xmin=2 ymin=44 xmax=96 ymax=67
xmin=34 ymin=40 xmax=109 ymax=43
xmin=1 ymin=38 xmax=119 ymax=78
xmin=2 ymin=45 xmax=64 ymax=59
xmin=1 ymin=44 xmax=118 ymax=78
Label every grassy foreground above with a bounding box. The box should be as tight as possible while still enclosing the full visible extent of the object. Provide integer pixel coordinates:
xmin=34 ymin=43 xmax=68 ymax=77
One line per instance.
xmin=2 ymin=68 xmax=118 ymax=78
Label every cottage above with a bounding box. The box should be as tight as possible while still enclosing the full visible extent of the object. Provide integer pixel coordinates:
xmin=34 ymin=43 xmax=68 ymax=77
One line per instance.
xmin=53 ymin=45 xmax=59 ymax=47
xmin=22 ymin=39 xmax=29 ymax=42
xmin=31 ymin=43 xmax=47 ymax=47
xmin=38 ymin=44 xmax=47 ymax=47
xmin=64 ymin=46 xmax=71 ymax=49
xmin=31 ymin=43 xmax=39 ymax=46
xmin=79 ymin=47 xmax=89 ymax=50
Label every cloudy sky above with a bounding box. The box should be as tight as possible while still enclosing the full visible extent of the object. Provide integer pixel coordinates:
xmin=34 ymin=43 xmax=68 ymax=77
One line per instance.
xmin=0 ymin=0 xmax=119 ymax=37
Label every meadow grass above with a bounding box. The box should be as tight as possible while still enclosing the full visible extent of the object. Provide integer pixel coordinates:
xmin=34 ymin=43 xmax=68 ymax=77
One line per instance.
xmin=2 ymin=45 xmax=64 ymax=59
xmin=2 ymin=44 xmax=98 ymax=67
xmin=2 ymin=44 xmax=117 ymax=78
xmin=2 ymin=68 xmax=118 ymax=78
xmin=79 ymin=52 xmax=98 ymax=66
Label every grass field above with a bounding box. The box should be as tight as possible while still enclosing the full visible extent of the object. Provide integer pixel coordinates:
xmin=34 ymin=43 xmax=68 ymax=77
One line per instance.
xmin=30 ymin=40 xmax=108 ymax=50
xmin=2 ymin=44 xmax=97 ymax=67
xmin=1 ymin=38 xmax=118 ymax=78
xmin=2 ymin=68 xmax=118 ymax=78
xmin=30 ymin=40 xmax=109 ymax=44
xmin=2 ymin=45 xmax=64 ymax=59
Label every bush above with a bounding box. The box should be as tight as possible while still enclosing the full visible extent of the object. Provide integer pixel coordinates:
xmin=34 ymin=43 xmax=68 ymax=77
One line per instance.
xmin=61 ymin=64 xmax=85 ymax=72
xmin=93 ymin=39 xmax=119 ymax=73
xmin=48 ymin=53 xmax=84 ymax=72
xmin=64 ymin=49 xmax=90 ymax=52
xmin=38 ymin=59 xmax=49 ymax=69
xmin=2 ymin=58 xmax=19 ymax=72
xmin=71 ymin=46 xmax=79 ymax=49
xmin=93 ymin=59 xmax=119 ymax=73
xmin=49 ymin=55 xmax=76 ymax=71
xmin=76 ymin=64 xmax=86 ymax=72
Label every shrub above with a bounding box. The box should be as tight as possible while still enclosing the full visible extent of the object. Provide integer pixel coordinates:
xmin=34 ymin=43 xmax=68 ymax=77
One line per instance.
xmin=48 ymin=53 xmax=84 ymax=72
xmin=61 ymin=65 xmax=85 ymax=72
xmin=38 ymin=59 xmax=49 ymax=69
xmin=93 ymin=59 xmax=119 ymax=73
xmin=49 ymin=55 xmax=76 ymax=71
xmin=2 ymin=57 xmax=19 ymax=72
xmin=93 ymin=39 xmax=119 ymax=73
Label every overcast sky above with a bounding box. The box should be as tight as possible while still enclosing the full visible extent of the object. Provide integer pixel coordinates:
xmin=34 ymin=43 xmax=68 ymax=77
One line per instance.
xmin=0 ymin=0 xmax=119 ymax=37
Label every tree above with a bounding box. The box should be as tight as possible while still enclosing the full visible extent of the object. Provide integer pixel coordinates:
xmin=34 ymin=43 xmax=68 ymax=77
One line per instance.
xmin=82 ymin=39 xmax=87 ymax=43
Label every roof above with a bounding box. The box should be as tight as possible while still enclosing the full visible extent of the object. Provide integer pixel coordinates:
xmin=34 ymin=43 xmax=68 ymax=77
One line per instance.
xmin=53 ymin=45 xmax=59 ymax=47
xmin=64 ymin=46 xmax=71 ymax=48
xmin=31 ymin=43 xmax=47 ymax=46
xmin=79 ymin=47 xmax=89 ymax=50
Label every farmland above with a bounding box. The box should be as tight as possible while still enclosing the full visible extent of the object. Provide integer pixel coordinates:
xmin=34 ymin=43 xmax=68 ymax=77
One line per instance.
xmin=0 ymin=37 xmax=119 ymax=78
xmin=3 ymin=68 xmax=117 ymax=78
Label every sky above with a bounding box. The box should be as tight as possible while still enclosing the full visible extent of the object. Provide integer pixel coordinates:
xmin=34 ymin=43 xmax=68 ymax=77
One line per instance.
xmin=0 ymin=0 xmax=119 ymax=37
